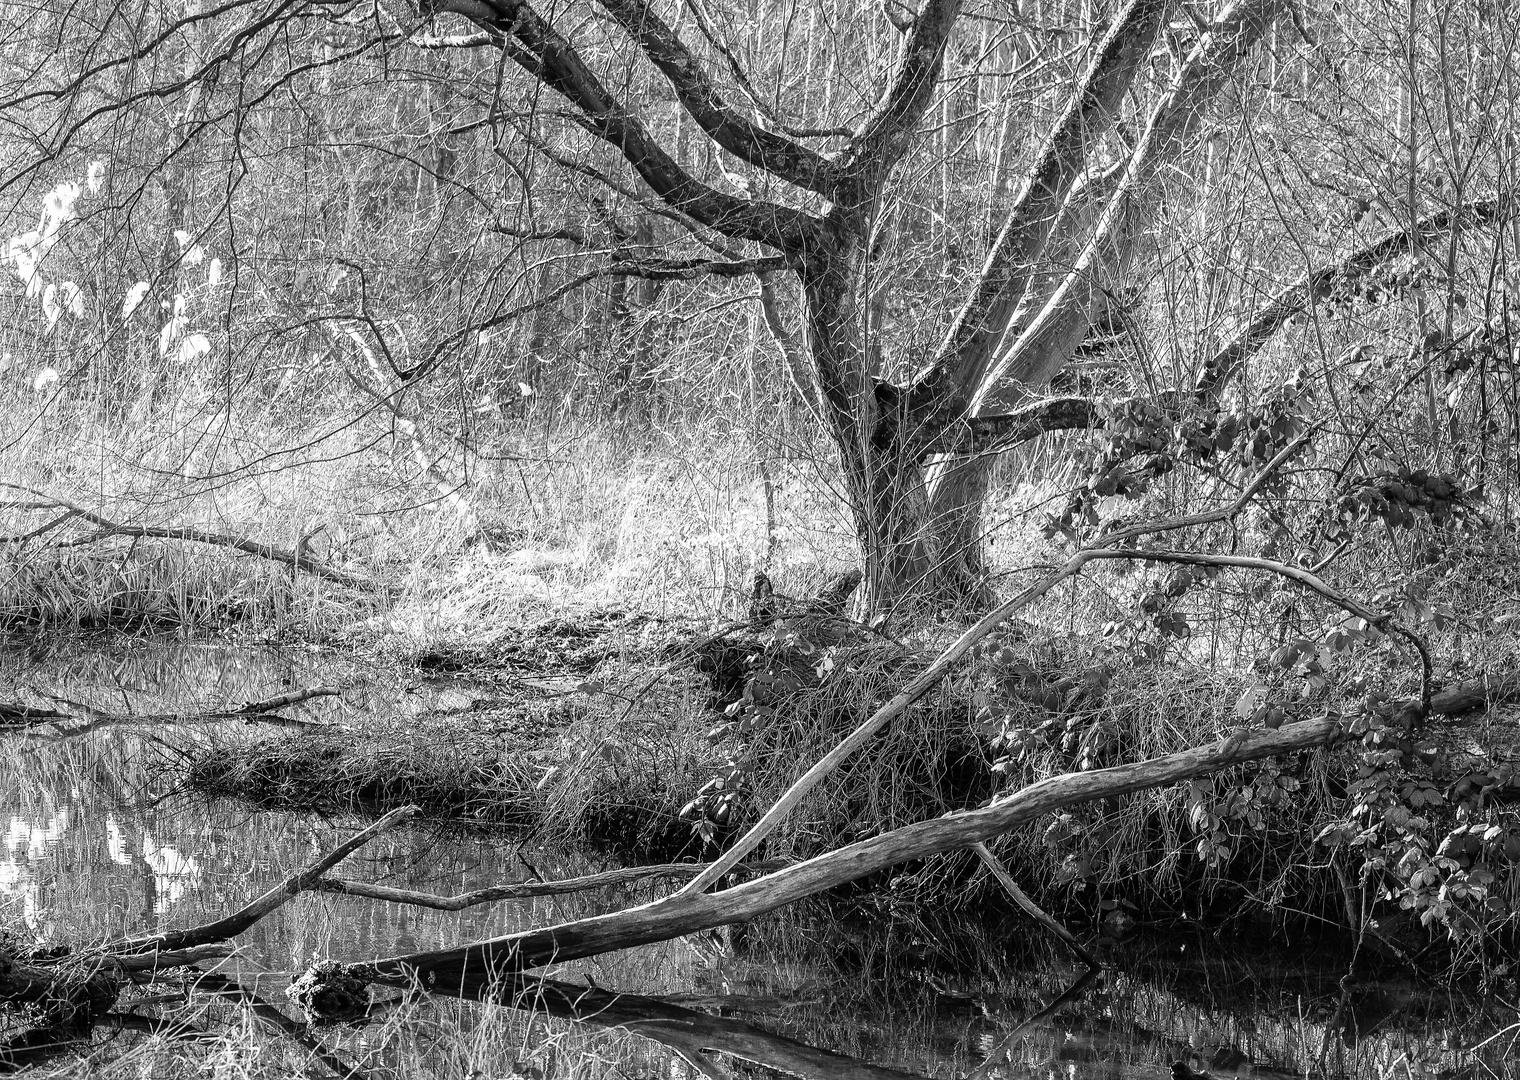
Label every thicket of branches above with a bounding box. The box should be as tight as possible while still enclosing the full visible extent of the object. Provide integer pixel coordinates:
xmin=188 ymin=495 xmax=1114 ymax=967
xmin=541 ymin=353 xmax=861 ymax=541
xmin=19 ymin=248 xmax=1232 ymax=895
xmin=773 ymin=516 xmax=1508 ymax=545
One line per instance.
xmin=0 ymin=0 xmax=1514 ymax=616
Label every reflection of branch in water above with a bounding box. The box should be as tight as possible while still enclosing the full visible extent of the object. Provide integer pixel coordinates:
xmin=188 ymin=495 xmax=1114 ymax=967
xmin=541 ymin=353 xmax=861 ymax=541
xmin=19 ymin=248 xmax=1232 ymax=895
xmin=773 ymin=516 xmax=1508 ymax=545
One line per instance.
xmin=512 ymin=975 xmax=930 ymax=1080
xmin=109 ymin=804 xmax=419 ymax=955
xmin=0 ymin=702 xmax=70 ymax=726
xmin=966 ymin=966 xmax=1098 ymax=1080
xmin=191 ymin=971 xmax=368 ymax=1080
xmin=12 ymin=687 xmax=340 ymax=738
xmin=0 ymin=1025 xmax=90 ymax=1074
xmin=973 ymin=841 xmax=1100 ymax=971
xmin=287 ymin=968 xmax=926 ymax=1080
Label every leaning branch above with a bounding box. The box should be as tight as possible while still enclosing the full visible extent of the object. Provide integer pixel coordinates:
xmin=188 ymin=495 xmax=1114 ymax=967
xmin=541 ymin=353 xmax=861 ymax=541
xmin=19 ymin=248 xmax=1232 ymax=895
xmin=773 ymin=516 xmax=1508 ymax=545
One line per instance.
xmin=1195 ymin=197 xmax=1502 ymax=397
xmin=916 ymin=0 xmax=1168 ymax=416
xmin=972 ymin=0 xmax=1286 ymax=404
xmin=112 ymin=805 xmax=419 ymax=955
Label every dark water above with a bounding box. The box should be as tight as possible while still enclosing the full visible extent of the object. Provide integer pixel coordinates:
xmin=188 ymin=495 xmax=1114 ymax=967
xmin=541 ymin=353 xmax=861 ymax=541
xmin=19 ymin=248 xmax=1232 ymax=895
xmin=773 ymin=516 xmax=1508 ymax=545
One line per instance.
xmin=2 ymin=640 xmax=1516 ymax=1078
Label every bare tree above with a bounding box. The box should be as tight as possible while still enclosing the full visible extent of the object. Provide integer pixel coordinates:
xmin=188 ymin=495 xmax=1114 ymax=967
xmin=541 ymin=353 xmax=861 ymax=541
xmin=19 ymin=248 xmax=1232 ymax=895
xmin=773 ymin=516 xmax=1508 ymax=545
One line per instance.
xmin=0 ymin=0 xmax=1505 ymax=619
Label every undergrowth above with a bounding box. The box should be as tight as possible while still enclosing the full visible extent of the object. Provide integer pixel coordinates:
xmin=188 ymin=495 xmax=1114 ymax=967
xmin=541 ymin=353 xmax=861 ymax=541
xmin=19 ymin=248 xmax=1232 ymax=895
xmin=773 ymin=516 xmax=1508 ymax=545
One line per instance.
xmin=0 ymin=395 xmax=858 ymax=637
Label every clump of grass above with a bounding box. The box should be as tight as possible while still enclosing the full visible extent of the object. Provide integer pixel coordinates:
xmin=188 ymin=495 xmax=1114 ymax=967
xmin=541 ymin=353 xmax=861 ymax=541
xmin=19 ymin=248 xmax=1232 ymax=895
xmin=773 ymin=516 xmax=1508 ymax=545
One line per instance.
xmin=184 ymin=712 xmax=553 ymax=828
xmin=540 ymin=659 xmax=722 ymax=862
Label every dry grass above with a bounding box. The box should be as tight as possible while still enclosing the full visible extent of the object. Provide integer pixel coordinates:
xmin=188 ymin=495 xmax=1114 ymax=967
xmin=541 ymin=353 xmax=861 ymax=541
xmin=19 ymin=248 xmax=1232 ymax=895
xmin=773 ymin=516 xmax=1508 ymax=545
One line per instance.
xmin=1 ymin=387 xmax=857 ymax=639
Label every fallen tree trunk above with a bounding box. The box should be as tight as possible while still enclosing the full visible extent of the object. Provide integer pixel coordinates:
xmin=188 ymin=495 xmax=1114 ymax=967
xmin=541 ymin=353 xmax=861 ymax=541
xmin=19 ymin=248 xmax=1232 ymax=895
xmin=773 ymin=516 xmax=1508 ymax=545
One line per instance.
xmin=334 ymin=717 xmax=1340 ymax=997
xmin=313 ymin=860 xmax=788 ymax=909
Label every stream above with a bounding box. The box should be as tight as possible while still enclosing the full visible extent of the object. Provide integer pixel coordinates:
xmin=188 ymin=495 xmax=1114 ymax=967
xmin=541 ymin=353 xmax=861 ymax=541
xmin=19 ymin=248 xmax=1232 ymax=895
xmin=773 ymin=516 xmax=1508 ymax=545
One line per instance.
xmin=1 ymin=639 xmax=1514 ymax=1078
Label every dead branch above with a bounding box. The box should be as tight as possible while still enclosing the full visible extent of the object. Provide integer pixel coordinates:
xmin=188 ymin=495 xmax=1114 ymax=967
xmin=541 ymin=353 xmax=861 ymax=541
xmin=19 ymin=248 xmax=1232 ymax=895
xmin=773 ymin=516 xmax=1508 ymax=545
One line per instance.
xmin=110 ymin=944 xmax=235 ymax=973
xmin=321 ymin=716 xmax=1341 ymax=999
xmin=313 ymin=860 xmax=788 ymax=910
xmin=0 ymin=485 xmax=375 ymax=591
xmin=112 ymin=805 xmax=419 ymax=955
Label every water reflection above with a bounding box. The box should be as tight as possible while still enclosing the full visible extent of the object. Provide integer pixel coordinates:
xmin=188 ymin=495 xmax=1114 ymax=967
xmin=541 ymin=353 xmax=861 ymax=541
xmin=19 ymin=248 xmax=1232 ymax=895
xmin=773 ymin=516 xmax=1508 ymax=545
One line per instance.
xmin=0 ymin=639 xmax=1515 ymax=1078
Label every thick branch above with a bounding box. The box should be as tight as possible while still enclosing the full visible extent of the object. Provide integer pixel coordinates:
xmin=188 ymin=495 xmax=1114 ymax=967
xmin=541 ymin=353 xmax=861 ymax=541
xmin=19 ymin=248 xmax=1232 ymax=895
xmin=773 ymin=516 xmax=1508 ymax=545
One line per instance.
xmin=923 ymin=395 xmax=1099 ymax=457
xmin=979 ymin=0 xmax=1283 ymax=403
xmin=433 ymin=0 xmax=820 ymax=250
xmin=593 ymin=0 xmax=840 ymax=196
xmin=840 ymin=0 xmax=965 ymax=192
xmin=1196 ymin=197 xmax=1501 ymax=397
xmin=914 ymin=0 xmax=1169 ymax=418
xmin=313 ymin=861 xmax=786 ymax=910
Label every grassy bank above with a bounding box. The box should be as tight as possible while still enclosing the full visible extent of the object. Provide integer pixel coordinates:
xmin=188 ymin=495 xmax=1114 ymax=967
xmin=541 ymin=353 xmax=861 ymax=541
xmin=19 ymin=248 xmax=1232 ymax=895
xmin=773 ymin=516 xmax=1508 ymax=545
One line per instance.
xmin=171 ymin=587 xmax=1520 ymax=975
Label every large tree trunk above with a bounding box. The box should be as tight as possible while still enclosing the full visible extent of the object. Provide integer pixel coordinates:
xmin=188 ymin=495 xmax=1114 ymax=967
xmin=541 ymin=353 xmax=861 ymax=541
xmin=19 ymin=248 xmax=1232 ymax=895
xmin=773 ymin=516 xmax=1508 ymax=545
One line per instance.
xmin=905 ymin=0 xmax=1290 ymax=617
xmin=802 ymin=255 xmax=974 ymax=620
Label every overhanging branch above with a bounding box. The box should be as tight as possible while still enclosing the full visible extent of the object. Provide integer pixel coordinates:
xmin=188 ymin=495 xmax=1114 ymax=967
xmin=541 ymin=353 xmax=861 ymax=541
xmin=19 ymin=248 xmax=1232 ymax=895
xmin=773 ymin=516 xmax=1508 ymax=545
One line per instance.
xmin=594 ymin=0 xmax=840 ymax=197
xmin=430 ymin=0 xmax=821 ymax=250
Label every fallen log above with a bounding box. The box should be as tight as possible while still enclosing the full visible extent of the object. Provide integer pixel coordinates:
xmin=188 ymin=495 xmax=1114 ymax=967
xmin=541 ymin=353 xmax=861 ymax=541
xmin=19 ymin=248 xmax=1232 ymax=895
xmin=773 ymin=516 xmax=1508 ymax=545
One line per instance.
xmin=1428 ymin=675 xmax=1520 ymax=717
xmin=0 ymin=484 xmax=376 ymax=591
xmin=323 ymin=717 xmax=1340 ymax=997
xmin=313 ymin=860 xmax=788 ymax=910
